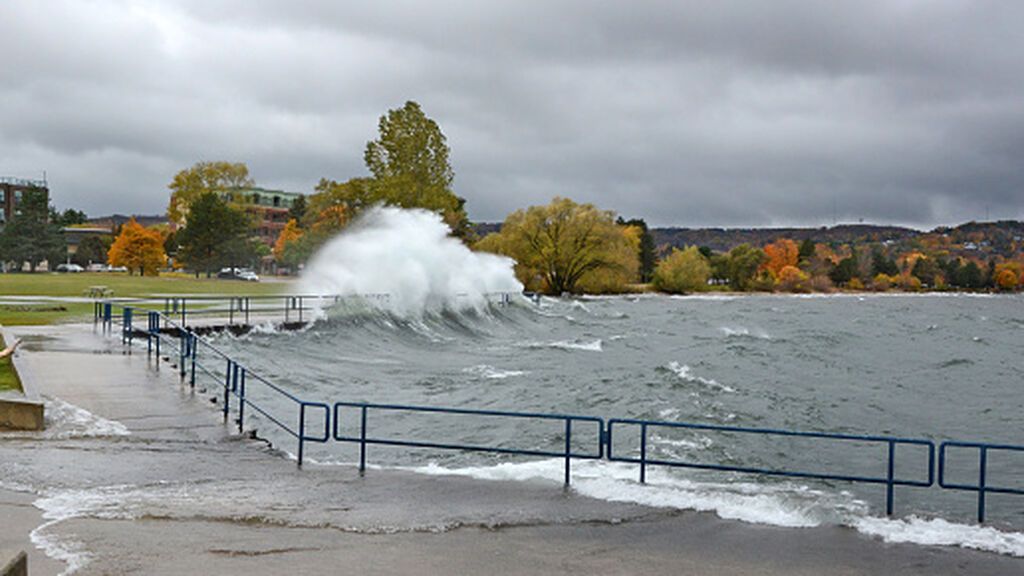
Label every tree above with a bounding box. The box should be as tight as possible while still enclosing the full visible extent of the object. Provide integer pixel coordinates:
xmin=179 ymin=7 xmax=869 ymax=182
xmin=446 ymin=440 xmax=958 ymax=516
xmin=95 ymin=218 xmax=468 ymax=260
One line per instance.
xmin=617 ymin=217 xmax=656 ymax=283
xmin=776 ymin=265 xmax=810 ymax=293
xmin=798 ymin=238 xmax=816 ymax=263
xmin=72 ymin=235 xmax=112 ymax=266
xmin=829 ymin=254 xmax=859 ymax=286
xmin=871 ymin=247 xmax=899 ymax=277
xmin=726 ymin=244 xmax=766 ymax=291
xmin=995 ymin=268 xmax=1019 ymax=291
xmin=288 ymin=194 xmax=307 ymax=225
xmin=475 ymin=197 xmax=633 ymax=295
xmin=273 ymin=218 xmax=304 ymax=265
xmin=167 ymin=161 xmax=253 ymax=225
xmin=364 ymin=101 xmax=469 ymax=236
xmin=652 ymin=246 xmax=710 ymax=293
xmin=0 ymin=187 xmax=66 ymax=271
xmin=50 ymin=208 xmax=88 ymax=227
xmin=108 ymin=218 xmax=165 ymax=276
xmin=911 ymin=256 xmax=941 ymax=287
xmin=763 ymin=238 xmax=799 ymax=276
xmin=176 ymin=192 xmax=254 ymax=277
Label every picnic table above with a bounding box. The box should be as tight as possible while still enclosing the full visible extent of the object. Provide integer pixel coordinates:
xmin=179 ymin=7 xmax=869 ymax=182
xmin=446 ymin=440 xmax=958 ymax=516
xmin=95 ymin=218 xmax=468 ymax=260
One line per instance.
xmin=85 ymin=286 xmax=113 ymax=298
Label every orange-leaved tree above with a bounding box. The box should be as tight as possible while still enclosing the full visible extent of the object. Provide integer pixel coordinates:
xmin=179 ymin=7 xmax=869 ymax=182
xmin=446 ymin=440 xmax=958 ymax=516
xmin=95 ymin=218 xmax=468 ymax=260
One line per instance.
xmin=762 ymin=238 xmax=799 ymax=277
xmin=108 ymin=218 xmax=166 ymax=276
xmin=273 ymin=218 xmax=303 ymax=263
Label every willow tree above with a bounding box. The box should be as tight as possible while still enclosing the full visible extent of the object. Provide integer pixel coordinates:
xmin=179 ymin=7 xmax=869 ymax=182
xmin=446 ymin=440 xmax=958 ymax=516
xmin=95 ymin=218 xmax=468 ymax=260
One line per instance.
xmin=476 ymin=197 xmax=634 ymax=295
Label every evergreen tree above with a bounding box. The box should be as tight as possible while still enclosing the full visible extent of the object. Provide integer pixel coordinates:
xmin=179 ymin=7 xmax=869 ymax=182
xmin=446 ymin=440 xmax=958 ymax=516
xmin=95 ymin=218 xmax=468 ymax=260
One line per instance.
xmin=177 ymin=193 xmax=255 ymax=277
xmin=0 ymin=187 xmax=66 ymax=271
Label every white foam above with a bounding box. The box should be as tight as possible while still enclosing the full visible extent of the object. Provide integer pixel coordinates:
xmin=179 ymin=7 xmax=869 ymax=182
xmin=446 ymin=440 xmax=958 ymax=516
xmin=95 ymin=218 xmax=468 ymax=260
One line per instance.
xmin=548 ymin=339 xmax=603 ymax=352
xmin=854 ymin=516 xmax=1024 ymax=557
xmin=720 ymin=326 xmax=772 ymax=340
xmin=462 ymin=364 xmax=528 ymax=380
xmin=666 ymin=362 xmax=735 ymax=393
xmin=0 ymin=397 xmax=133 ymax=440
xmin=405 ymin=457 xmax=1024 ymax=556
xmin=300 ymin=207 xmax=522 ymax=316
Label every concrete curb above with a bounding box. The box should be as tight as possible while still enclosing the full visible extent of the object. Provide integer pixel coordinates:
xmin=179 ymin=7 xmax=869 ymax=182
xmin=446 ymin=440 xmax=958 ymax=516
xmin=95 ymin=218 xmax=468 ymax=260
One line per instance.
xmin=0 ymin=325 xmax=44 ymax=431
xmin=0 ymin=551 xmax=27 ymax=576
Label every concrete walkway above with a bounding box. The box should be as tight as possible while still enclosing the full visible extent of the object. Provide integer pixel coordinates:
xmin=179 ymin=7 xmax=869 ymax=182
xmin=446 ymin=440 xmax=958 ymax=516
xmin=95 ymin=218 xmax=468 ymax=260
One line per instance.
xmin=0 ymin=323 xmax=1020 ymax=575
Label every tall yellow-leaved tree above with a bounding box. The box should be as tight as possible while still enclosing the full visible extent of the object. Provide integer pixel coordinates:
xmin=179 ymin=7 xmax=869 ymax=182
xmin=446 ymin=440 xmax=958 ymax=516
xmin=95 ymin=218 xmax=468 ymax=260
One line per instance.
xmin=108 ymin=218 xmax=166 ymax=276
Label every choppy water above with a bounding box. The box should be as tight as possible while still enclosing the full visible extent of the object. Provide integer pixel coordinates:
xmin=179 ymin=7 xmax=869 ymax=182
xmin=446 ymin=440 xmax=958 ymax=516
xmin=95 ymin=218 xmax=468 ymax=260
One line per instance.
xmin=209 ymin=293 xmax=1024 ymax=552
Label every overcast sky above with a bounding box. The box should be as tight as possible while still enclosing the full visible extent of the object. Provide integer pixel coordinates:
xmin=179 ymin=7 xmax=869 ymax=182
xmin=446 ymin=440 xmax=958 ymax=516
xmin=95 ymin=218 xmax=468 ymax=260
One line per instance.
xmin=2 ymin=1 xmax=1023 ymax=228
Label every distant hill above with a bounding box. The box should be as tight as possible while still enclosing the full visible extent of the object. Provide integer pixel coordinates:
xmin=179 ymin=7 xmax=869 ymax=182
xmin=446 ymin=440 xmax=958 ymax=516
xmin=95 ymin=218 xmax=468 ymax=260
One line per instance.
xmin=649 ymin=224 xmax=920 ymax=253
xmin=87 ymin=214 xmax=170 ymax=229
xmin=473 ymin=222 xmax=922 ymax=253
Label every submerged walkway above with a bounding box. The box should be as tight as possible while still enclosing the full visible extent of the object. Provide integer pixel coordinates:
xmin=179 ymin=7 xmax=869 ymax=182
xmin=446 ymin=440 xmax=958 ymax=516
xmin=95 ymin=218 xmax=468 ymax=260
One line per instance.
xmin=0 ymin=323 xmax=1020 ymax=575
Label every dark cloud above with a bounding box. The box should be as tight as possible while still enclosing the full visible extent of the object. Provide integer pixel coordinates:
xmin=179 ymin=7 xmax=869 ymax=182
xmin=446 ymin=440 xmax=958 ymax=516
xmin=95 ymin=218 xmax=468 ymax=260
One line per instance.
xmin=2 ymin=0 xmax=1023 ymax=227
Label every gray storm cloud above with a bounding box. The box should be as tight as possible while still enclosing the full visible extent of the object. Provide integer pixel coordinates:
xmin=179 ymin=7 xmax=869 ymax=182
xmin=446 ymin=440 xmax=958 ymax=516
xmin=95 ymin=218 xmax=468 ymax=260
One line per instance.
xmin=1 ymin=0 xmax=1022 ymax=227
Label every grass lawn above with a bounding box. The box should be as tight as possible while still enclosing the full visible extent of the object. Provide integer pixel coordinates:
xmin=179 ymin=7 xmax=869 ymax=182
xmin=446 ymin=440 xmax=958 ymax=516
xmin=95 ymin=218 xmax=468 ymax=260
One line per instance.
xmin=0 ymin=334 xmax=22 ymax=392
xmin=0 ymin=272 xmax=294 ymax=325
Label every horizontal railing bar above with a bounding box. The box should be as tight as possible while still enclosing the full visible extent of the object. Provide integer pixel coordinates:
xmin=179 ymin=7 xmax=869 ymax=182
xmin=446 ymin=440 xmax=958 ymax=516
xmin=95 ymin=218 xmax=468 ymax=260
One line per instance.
xmin=608 ymin=418 xmax=933 ymax=446
xmin=939 ymin=442 xmax=1024 ymax=495
xmin=333 ymin=435 xmax=602 ymax=459
xmin=334 ymin=401 xmax=604 ymax=424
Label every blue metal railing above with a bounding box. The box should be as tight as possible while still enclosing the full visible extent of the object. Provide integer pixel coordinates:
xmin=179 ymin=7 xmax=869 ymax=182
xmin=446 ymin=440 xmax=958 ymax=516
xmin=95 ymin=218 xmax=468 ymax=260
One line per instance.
xmin=333 ymin=402 xmax=603 ymax=485
xmin=104 ymin=303 xmax=330 ymax=466
xmin=95 ymin=298 xmax=1023 ymax=524
xmin=607 ymin=418 xmax=934 ymax=516
xmin=939 ymin=441 xmax=1024 ymax=523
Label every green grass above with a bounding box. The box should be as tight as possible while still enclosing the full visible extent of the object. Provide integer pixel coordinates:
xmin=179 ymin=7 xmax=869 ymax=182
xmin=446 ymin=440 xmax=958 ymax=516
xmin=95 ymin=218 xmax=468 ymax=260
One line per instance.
xmin=0 ymin=334 xmax=22 ymax=392
xmin=0 ymin=272 xmax=293 ymax=325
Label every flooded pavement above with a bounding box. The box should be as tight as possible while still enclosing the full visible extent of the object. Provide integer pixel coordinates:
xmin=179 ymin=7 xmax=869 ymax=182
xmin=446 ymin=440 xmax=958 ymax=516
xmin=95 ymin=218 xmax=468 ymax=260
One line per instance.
xmin=0 ymin=323 xmax=1020 ymax=575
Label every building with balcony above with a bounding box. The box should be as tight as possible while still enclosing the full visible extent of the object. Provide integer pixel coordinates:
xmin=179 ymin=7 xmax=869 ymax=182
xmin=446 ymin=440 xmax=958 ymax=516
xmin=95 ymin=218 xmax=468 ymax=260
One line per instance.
xmin=219 ymin=187 xmax=302 ymax=246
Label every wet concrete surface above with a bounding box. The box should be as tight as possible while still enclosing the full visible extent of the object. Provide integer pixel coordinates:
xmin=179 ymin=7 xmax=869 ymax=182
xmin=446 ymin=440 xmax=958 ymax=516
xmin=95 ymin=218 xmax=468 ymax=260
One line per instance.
xmin=0 ymin=323 xmax=1021 ymax=575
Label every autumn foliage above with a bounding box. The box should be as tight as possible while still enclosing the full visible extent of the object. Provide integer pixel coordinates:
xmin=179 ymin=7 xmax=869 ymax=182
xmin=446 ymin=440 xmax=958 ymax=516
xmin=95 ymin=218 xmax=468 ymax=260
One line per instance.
xmin=762 ymin=239 xmax=799 ymax=277
xmin=108 ymin=218 xmax=166 ymax=276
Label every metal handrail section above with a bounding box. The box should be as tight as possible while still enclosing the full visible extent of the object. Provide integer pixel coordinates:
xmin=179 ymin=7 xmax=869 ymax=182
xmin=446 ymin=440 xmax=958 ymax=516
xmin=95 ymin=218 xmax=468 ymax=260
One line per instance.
xmin=939 ymin=441 xmax=1024 ymax=523
xmin=332 ymin=401 xmax=604 ymax=485
xmin=103 ymin=303 xmax=329 ymax=465
xmin=607 ymin=418 xmax=935 ymax=516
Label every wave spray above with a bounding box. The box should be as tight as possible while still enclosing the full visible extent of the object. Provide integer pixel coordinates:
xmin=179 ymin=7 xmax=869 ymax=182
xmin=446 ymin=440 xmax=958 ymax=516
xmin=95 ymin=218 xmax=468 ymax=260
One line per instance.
xmin=299 ymin=207 xmax=522 ymax=315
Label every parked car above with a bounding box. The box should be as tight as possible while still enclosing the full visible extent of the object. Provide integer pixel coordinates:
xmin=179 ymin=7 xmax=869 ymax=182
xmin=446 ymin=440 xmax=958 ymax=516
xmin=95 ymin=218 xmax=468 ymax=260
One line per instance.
xmin=56 ymin=263 xmax=85 ymax=273
xmin=217 ymin=267 xmax=260 ymax=282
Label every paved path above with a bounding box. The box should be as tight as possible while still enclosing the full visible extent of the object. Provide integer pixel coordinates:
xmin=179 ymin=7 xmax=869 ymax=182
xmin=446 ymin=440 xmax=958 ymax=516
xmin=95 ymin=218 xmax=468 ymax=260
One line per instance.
xmin=1 ymin=323 xmax=1021 ymax=575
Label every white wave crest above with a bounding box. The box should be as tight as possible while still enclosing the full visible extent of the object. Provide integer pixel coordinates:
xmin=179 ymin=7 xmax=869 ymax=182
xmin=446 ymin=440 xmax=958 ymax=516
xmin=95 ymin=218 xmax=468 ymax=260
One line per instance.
xmin=666 ymin=361 xmax=735 ymax=393
xmin=299 ymin=207 xmax=522 ymax=316
xmin=462 ymin=364 xmax=528 ymax=380
xmin=720 ymin=326 xmax=772 ymax=340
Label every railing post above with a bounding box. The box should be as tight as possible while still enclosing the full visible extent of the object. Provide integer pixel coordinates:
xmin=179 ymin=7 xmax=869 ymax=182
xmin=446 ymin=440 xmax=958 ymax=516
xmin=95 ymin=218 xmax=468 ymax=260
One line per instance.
xmin=189 ymin=332 xmax=197 ymax=388
xmin=223 ymin=359 xmax=232 ymax=420
xmin=229 ymin=297 xmax=235 ymax=325
xmin=298 ymin=296 xmax=303 ymax=323
xmin=237 ymin=367 xmax=246 ymax=434
xmin=298 ymin=403 xmax=306 ymax=467
xmin=978 ymin=447 xmax=988 ymax=523
xmin=564 ymin=419 xmax=572 ymax=486
xmin=640 ymin=423 xmax=648 ymax=484
xmin=284 ymin=296 xmax=289 ymax=323
xmin=359 ymin=405 xmax=368 ymax=473
xmin=244 ymin=297 xmax=250 ymax=325
xmin=179 ymin=330 xmax=187 ymax=379
xmin=181 ymin=299 xmax=187 ymax=327
xmin=886 ymin=441 xmax=895 ymax=516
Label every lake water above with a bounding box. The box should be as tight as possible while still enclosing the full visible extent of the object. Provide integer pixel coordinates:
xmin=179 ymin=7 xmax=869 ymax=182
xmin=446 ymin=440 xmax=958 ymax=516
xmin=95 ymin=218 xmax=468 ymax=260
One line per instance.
xmin=210 ymin=292 xmax=1024 ymax=554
